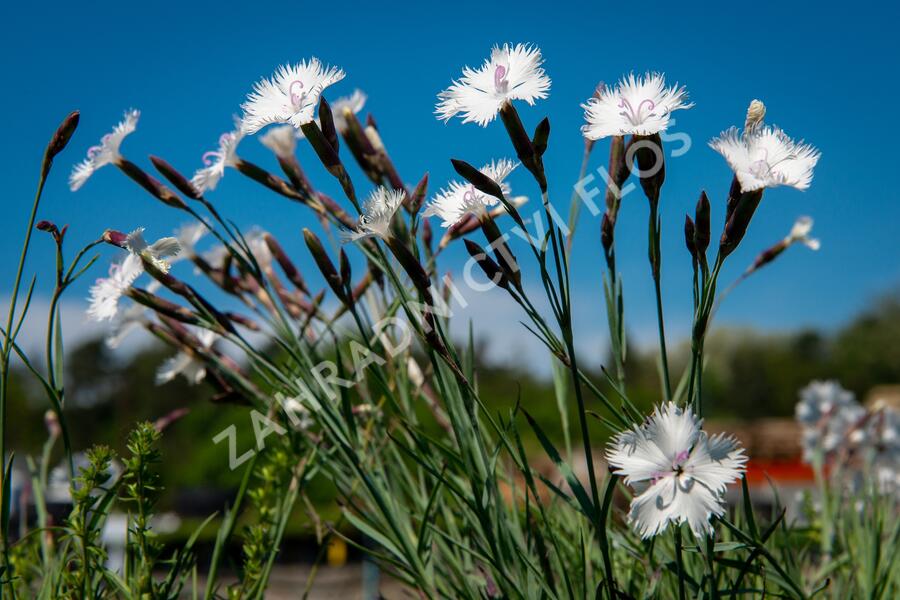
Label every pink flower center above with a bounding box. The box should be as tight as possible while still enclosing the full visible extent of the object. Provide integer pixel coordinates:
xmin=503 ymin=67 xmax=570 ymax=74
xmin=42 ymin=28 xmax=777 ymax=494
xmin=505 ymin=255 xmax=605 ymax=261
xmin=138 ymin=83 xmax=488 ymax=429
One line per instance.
xmin=618 ymin=97 xmax=658 ymax=126
xmin=289 ymin=80 xmax=306 ymax=107
xmin=494 ymin=64 xmax=509 ymax=93
xmin=86 ymin=134 xmax=113 ymax=159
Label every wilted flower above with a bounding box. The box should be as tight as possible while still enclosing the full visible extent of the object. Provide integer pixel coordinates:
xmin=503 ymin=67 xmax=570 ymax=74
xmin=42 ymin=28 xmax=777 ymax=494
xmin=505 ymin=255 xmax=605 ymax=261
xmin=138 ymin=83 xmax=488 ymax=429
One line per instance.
xmin=330 ymin=89 xmax=367 ymax=133
xmin=581 ymin=73 xmax=691 ymax=140
xmin=796 ymin=380 xmax=864 ymax=460
xmin=69 ymin=109 xmax=140 ymax=191
xmin=191 ymin=121 xmax=245 ymax=193
xmin=345 ymin=187 xmax=405 ymax=241
xmin=785 ymin=216 xmax=820 ymax=250
xmin=156 ymin=329 xmax=218 ymax=385
xmin=241 ymin=59 xmax=345 ymax=134
xmin=259 ymin=125 xmax=299 ymax=158
xmin=436 ymin=43 xmax=551 ymax=127
xmin=423 ymin=159 xmax=519 ymax=227
xmin=606 ymin=402 xmax=747 ymax=539
xmin=710 ymin=125 xmax=820 ymax=192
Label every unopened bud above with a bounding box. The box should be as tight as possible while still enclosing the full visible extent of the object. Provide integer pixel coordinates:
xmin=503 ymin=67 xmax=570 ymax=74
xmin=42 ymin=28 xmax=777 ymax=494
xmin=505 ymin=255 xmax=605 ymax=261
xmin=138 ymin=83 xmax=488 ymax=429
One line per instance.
xmin=102 ymin=229 xmax=129 ymax=248
xmin=44 ymin=111 xmax=80 ymax=164
xmin=117 ymin=159 xmax=188 ymax=209
xmin=303 ymin=228 xmax=345 ymax=301
xmin=744 ymin=99 xmax=766 ymax=132
xmin=318 ymin=96 xmax=340 ymax=154
xmin=684 ymin=215 xmax=698 ymax=260
xmin=694 ymin=191 xmax=711 ymax=255
xmin=36 ymin=220 xmax=58 ymax=234
xmin=408 ymin=173 xmax=429 ymax=216
xmin=151 ymin=156 xmax=201 ymax=200
xmin=263 ymin=233 xmax=309 ymax=295
xmin=464 ymin=239 xmax=509 ymax=290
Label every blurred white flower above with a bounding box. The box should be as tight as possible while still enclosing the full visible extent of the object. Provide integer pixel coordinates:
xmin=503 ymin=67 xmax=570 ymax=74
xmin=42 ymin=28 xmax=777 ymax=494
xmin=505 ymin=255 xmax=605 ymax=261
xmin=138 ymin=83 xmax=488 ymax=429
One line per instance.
xmin=259 ymin=125 xmax=299 ymax=159
xmin=106 ymin=303 xmax=149 ymax=349
xmin=346 ymin=187 xmax=405 ymax=241
xmin=191 ymin=121 xmax=244 ymax=193
xmin=423 ymin=159 xmax=519 ymax=227
xmin=606 ymin=402 xmax=746 ymax=539
xmin=330 ymin=89 xmax=367 ymax=134
xmin=69 ymin=109 xmax=140 ymax=191
xmin=796 ymin=380 xmax=864 ymax=461
xmin=87 ymin=254 xmax=144 ymax=321
xmin=156 ymin=329 xmax=218 ymax=385
xmin=168 ymin=222 xmax=208 ymax=265
xmin=87 ymin=228 xmax=180 ymax=322
xmin=241 ymin=59 xmax=345 ymax=134
xmin=710 ymin=125 xmax=820 ymax=192
xmin=436 ymin=43 xmax=550 ymax=127
xmin=581 ymin=73 xmax=691 ymax=140
xmin=785 ymin=216 xmax=820 ymax=251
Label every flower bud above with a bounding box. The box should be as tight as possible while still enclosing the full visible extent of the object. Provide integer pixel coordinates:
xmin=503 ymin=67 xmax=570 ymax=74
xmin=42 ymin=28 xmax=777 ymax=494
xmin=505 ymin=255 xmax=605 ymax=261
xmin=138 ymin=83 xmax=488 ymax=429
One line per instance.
xmin=318 ymin=96 xmax=340 ymax=154
xmin=303 ymin=228 xmax=345 ymax=302
xmin=117 ymin=159 xmax=188 ymax=209
xmin=532 ymin=117 xmax=550 ymax=157
xmin=263 ymin=233 xmax=309 ymax=295
xmin=339 ymin=248 xmax=352 ymax=293
xmin=44 ymin=111 xmax=80 ymax=167
xmin=150 ymin=155 xmax=201 ymax=200
xmin=720 ymin=189 xmax=764 ymax=258
xmin=693 ymin=190 xmax=711 ymax=256
xmin=464 ymin=239 xmax=509 ymax=290
xmin=300 ymin=120 xmax=342 ymax=175
xmin=451 ymin=159 xmax=504 ymax=200
xmin=36 ymin=220 xmax=59 ymax=235
xmin=684 ymin=215 xmax=698 ymax=261
xmin=499 ymin=102 xmax=545 ymax=190
xmin=44 ymin=409 xmax=61 ymax=439
xmin=102 ymin=229 xmax=129 ymax=248
xmin=408 ymin=173 xmax=429 ymax=216
xmin=234 ymin=159 xmax=306 ymax=201
xmin=480 ymin=216 xmax=521 ymax=289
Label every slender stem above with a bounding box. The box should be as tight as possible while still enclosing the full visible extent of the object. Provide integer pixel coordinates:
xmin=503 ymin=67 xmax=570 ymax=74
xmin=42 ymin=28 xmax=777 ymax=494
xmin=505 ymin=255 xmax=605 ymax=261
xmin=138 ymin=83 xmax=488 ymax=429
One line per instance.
xmin=649 ymin=201 xmax=672 ymax=401
xmin=674 ymin=526 xmax=687 ymax=600
xmin=565 ymin=142 xmax=593 ymax=257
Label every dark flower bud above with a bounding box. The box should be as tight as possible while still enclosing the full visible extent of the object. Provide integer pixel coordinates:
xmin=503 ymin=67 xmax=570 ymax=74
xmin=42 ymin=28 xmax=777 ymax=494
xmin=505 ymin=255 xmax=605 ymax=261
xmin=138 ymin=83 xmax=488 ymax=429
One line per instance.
xmin=263 ymin=233 xmax=309 ymax=295
xmin=694 ymin=190 xmax=711 ymax=255
xmin=339 ymin=248 xmax=352 ymax=292
xmin=480 ymin=216 xmax=521 ymax=289
xmin=464 ymin=239 xmax=509 ymax=290
xmin=450 ymin=159 xmax=503 ymax=200
xmin=150 ymin=155 xmax=201 ymax=200
xmin=300 ymin=120 xmax=342 ymax=175
xmin=318 ymin=96 xmax=340 ymax=154
xmin=408 ymin=173 xmax=429 ymax=216
xmin=117 ymin=159 xmax=187 ymax=209
xmin=44 ymin=110 xmax=80 ymax=165
xmin=36 ymin=220 xmax=58 ymax=234
xmin=684 ymin=215 xmax=698 ymax=260
xmin=303 ymin=228 xmax=345 ymax=301
xmin=532 ymin=117 xmax=550 ymax=157
xmin=422 ymin=218 xmax=433 ymax=254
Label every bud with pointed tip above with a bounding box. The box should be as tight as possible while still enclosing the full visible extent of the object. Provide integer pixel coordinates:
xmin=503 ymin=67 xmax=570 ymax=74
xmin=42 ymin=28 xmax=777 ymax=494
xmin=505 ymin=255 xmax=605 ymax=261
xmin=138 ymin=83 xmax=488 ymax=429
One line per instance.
xmin=117 ymin=159 xmax=187 ymax=209
xmin=684 ymin=215 xmax=698 ymax=261
xmin=450 ymin=159 xmax=504 ymax=200
xmin=263 ymin=233 xmax=309 ymax=295
xmin=303 ymin=228 xmax=345 ymax=302
xmin=694 ymin=191 xmax=711 ymax=256
xmin=44 ymin=111 xmax=80 ymax=173
xmin=408 ymin=173 xmax=429 ymax=216
xmin=532 ymin=117 xmax=550 ymax=157
xmin=318 ymin=97 xmax=340 ymax=154
xmin=464 ymin=239 xmax=509 ymax=291
xmin=151 ymin=156 xmax=201 ymax=200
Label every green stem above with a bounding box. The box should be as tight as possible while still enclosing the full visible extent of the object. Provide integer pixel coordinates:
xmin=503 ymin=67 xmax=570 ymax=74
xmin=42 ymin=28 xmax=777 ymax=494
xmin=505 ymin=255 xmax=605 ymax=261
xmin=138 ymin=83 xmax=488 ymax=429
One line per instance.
xmin=649 ymin=201 xmax=672 ymax=402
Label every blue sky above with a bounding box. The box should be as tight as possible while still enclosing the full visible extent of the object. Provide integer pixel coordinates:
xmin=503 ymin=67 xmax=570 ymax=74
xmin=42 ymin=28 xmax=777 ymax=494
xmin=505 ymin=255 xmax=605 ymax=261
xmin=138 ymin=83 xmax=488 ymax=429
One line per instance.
xmin=3 ymin=0 xmax=899 ymax=361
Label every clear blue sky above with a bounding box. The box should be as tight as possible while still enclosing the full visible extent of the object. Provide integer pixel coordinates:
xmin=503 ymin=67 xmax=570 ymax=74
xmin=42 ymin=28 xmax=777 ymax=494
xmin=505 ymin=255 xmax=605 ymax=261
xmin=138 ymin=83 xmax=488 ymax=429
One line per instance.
xmin=3 ymin=0 xmax=899 ymax=359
